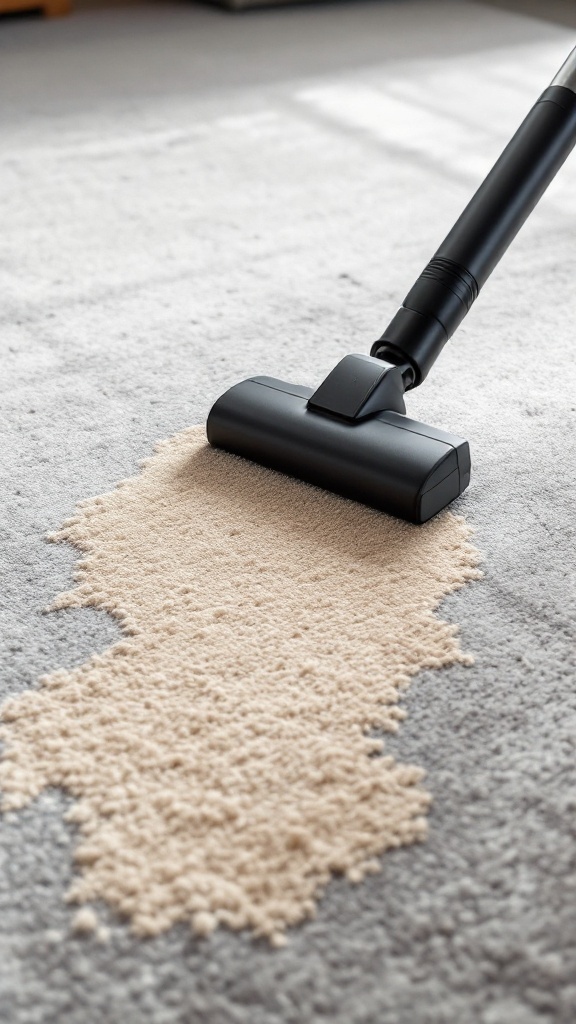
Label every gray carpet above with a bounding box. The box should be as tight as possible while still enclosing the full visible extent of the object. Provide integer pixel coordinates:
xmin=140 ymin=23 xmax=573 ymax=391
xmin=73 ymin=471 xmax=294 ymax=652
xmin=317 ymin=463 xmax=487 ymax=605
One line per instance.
xmin=1 ymin=1 xmax=576 ymax=1021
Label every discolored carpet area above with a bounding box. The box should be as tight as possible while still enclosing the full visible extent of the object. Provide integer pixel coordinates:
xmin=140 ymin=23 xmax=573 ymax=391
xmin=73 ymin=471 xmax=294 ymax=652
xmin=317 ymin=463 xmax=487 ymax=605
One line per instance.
xmin=1 ymin=2 xmax=576 ymax=1022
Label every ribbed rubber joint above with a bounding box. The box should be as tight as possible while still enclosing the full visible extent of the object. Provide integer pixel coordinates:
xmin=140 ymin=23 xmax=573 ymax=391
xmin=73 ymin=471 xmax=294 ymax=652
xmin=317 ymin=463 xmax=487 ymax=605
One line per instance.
xmin=419 ymin=257 xmax=479 ymax=312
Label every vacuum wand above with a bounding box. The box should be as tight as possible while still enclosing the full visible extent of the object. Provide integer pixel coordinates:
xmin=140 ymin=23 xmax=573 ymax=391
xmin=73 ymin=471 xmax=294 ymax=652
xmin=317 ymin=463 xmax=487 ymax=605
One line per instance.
xmin=372 ymin=48 xmax=576 ymax=387
xmin=207 ymin=47 xmax=576 ymax=523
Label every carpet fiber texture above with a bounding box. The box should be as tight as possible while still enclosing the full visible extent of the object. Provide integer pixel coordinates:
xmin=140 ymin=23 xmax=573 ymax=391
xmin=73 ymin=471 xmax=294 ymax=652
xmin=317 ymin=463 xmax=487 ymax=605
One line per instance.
xmin=1 ymin=1 xmax=576 ymax=1022
xmin=0 ymin=427 xmax=479 ymax=944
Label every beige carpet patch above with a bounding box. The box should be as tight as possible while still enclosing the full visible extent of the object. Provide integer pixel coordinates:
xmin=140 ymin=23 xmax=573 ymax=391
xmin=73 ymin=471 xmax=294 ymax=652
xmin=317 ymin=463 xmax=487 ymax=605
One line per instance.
xmin=0 ymin=426 xmax=480 ymax=943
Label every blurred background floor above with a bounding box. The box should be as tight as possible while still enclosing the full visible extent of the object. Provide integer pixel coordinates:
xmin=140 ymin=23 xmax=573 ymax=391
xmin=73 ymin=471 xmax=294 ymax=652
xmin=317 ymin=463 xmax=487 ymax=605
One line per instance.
xmin=1 ymin=0 xmax=575 ymax=123
xmin=483 ymin=0 xmax=576 ymax=27
xmin=53 ymin=0 xmax=576 ymax=27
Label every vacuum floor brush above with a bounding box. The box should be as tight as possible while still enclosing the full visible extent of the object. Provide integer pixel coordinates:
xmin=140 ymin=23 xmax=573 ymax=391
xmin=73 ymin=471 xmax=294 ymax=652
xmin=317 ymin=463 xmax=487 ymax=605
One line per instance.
xmin=207 ymin=46 xmax=576 ymax=523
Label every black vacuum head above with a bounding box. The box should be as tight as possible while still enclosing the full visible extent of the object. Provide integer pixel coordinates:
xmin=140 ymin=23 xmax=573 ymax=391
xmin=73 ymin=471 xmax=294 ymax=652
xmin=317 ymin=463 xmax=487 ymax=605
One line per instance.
xmin=207 ymin=356 xmax=470 ymax=524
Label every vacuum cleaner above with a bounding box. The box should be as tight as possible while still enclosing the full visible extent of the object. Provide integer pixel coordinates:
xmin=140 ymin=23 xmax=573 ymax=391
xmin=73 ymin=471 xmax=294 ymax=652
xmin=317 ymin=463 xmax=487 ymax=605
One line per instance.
xmin=207 ymin=46 xmax=576 ymax=524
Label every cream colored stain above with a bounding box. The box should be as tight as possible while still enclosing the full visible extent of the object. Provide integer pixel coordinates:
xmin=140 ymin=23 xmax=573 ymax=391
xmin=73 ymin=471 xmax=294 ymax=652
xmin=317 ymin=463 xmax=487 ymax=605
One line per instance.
xmin=0 ymin=427 xmax=480 ymax=944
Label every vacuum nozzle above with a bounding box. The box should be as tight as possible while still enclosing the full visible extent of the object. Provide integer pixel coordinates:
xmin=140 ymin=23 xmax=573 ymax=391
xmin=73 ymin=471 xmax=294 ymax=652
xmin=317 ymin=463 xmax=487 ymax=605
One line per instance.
xmin=206 ymin=356 xmax=470 ymax=524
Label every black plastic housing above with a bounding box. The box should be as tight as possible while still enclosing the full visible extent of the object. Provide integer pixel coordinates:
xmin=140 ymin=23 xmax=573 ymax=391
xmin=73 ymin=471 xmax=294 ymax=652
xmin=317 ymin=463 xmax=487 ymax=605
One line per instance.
xmin=206 ymin=377 xmax=470 ymax=524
